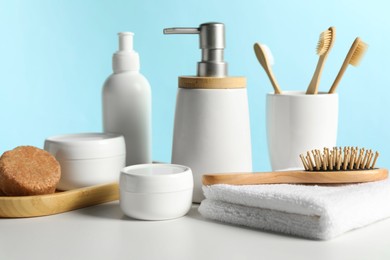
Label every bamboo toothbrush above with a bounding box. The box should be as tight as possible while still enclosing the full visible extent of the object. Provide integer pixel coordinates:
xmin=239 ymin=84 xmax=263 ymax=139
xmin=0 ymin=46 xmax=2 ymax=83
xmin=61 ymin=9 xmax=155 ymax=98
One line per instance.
xmin=253 ymin=43 xmax=282 ymax=94
xmin=306 ymin=27 xmax=336 ymax=94
xmin=202 ymin=147 xmax=387 ymax=185
xmin=328 ymin=37 xmax=368 ymax=93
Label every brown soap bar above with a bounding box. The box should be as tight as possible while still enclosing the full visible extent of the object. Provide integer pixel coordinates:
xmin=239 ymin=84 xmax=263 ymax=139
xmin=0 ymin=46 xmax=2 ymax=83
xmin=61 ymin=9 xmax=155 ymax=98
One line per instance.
xmin=0 ymin=146 xmax=61 ymax=196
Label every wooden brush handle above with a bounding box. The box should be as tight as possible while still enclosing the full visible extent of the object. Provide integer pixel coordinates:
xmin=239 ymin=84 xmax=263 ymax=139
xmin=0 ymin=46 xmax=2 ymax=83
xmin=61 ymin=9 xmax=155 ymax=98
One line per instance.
xmin=202 ymin=168 xmax=388 ymax=185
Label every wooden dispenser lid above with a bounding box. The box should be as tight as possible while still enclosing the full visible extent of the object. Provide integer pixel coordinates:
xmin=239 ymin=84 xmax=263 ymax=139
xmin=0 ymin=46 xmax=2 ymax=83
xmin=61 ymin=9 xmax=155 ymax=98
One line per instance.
xmin=179 ymin=76 xmax=246 ymax=89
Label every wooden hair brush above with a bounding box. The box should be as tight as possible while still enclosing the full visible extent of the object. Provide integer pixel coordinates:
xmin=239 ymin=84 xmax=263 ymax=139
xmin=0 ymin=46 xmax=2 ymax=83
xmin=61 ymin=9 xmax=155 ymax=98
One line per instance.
xmin=202 ymin=147 xmax=388 ymax=185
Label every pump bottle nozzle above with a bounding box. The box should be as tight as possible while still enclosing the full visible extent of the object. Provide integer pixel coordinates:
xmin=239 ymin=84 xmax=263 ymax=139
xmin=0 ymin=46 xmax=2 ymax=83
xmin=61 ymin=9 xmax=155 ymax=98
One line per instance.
xmin=113 ymin=32 xmax=140 ymax=73
xmin=163 ymin=22 xmax=228 ymax=77
xmin=118 ymin=32 xmax=134 ymax=51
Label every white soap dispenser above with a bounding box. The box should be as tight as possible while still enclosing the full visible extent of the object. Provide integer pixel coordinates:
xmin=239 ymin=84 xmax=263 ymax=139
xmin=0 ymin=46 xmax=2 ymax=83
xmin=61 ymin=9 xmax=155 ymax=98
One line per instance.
xmin=164 ymin=23 xmax=253 ymax=203
xmin=103 ymin=32 xmax=151 ymax=166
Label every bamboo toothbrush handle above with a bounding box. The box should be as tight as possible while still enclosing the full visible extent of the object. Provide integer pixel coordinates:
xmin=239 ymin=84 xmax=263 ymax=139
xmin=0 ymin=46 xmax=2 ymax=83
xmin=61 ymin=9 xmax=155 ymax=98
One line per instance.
xmin=253 ymin=43 xmax=282 ymax=94
xmin=306 ymin=55 xmax=327 ymax=94
xmin=328 ymin=60 xmax=349 ymax=94
xmin=328 ymin=38 xmax=360 ymax=94
xmin=202 ymin=168 xmax=388 ymax=185
xmin=264 ymin=66 xmax=282 ymax=94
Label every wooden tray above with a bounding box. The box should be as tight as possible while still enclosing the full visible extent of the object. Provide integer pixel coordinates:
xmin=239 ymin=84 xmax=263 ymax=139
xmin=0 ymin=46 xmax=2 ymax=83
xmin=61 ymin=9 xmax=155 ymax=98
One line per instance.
xmin=0 ymin=183 xmax=119 ymax=218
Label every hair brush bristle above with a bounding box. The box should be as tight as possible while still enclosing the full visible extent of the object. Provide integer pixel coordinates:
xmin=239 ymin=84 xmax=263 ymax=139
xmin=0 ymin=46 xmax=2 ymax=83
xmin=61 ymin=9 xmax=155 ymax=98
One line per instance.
xmin=300 ymin=147 xmax=379 ymax=171
xmin=350 ymin=39 xmax=368 ymax=66
xmin=316 ymin=27 xmax=335 ymax=55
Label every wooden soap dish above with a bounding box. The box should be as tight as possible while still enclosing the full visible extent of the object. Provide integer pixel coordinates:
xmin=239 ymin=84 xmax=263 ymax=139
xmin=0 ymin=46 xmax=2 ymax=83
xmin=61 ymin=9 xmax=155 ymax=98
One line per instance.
xmin=0 ymin=183 xmax=119 ymax=218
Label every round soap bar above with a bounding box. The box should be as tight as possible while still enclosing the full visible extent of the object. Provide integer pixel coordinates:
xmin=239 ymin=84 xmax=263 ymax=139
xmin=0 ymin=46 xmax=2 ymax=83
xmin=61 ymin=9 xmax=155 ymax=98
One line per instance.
xmin=0 ymin=146 xmax=61 ymax=196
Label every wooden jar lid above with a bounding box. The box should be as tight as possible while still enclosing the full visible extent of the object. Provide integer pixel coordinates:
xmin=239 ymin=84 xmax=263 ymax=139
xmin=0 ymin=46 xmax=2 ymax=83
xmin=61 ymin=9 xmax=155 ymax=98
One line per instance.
xmin=179 ymin=76 xmax=246 ymax=89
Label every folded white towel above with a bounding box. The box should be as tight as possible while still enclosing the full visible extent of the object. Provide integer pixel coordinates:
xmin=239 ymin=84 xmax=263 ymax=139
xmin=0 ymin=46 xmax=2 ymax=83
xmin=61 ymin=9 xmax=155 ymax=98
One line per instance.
xmin=198 ymin=178 xmax=390 ymax=240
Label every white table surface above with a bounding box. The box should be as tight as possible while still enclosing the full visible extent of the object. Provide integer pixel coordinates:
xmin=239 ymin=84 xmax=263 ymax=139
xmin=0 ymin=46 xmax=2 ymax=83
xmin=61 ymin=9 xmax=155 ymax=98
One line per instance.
xmin=1 ymin=202 xmax=390 ymax=260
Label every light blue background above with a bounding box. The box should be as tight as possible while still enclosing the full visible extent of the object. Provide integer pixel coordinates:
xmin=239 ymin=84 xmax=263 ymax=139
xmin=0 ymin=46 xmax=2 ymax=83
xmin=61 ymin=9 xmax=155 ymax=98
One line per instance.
xmin=1 ymin=0 xmax=389 ymax=171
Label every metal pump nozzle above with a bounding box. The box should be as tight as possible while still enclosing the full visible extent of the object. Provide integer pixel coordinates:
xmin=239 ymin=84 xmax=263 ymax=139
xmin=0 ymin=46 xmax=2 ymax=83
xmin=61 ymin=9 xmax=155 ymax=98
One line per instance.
xmin=163 ymin=22 xmax=228 ymax=77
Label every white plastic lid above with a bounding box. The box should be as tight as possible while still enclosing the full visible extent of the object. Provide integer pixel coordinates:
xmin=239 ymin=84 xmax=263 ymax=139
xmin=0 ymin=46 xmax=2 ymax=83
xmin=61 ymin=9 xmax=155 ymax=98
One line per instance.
xmin=120 ymin=164 xmax=193 ymax=193
xmin=44 ymin=133 xmax=126 ymax=160
xmin=112 ymin=32 xmax=140 ymax=72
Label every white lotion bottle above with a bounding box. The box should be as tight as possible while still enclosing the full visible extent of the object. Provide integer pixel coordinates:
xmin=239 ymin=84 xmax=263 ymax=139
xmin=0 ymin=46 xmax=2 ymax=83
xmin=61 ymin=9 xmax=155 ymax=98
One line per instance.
xmin=103 ymin=32 xmax=151 ymax=166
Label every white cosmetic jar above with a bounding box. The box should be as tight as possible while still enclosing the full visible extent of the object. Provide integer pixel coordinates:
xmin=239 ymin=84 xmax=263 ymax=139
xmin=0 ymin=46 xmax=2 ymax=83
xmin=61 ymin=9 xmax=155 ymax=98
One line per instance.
xmin=120 ymin=164 xmax=193 ymax=220
xmin=44 ymin=133 xmax=126 ymax=190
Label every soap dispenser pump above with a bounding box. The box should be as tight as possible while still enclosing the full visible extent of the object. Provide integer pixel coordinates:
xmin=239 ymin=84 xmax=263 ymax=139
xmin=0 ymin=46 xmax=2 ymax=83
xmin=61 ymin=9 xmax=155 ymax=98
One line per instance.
xmin=164 ymin=22 xmax=252 ymax=203
xmin=164 ymin=22 xmax=227 ymax=77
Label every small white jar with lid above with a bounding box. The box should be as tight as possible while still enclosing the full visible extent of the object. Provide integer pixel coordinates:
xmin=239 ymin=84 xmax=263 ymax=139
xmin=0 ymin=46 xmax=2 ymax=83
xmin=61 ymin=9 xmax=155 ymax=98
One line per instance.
xmin=44 ymin=133 xmax=126 ymax=190
xmin=120 ymin=164 xmax=193 ymax=220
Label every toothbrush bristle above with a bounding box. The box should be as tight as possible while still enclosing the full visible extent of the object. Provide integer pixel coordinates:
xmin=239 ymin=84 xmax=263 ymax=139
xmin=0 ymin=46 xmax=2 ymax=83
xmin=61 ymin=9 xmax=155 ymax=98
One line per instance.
xmin=350 ymin=40 xmax=368 ymax=66
xmin=300 ymin=147 xmax=379 ymax=171
xmin=316 ymin=28 xmax=334 ymax=55
xmin=260 ymin=44 xmax=275 ymax=66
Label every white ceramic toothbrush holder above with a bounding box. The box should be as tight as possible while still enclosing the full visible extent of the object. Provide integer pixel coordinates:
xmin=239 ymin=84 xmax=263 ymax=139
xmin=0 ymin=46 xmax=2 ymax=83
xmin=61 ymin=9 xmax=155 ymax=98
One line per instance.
xmin=266 ymin=91 xmax=338 ymax=171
